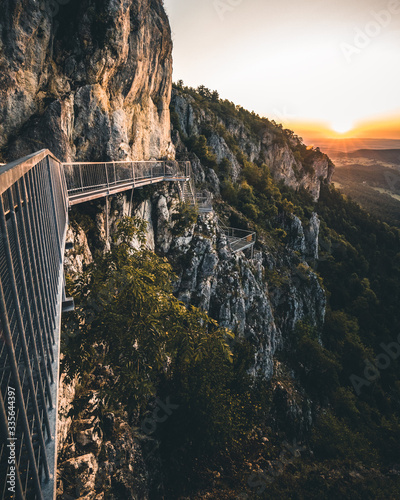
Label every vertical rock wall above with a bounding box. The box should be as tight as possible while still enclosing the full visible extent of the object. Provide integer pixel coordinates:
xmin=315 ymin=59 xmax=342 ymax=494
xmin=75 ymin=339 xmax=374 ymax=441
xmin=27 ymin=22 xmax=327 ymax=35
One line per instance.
xmin=0 ymin=0 xmax=174 ymax=163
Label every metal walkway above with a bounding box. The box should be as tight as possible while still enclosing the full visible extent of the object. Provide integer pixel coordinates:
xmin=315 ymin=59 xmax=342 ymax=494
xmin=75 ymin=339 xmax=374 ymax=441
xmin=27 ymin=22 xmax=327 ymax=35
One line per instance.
xmin=221 ymin=226 xmax=257 ymax=254
xmin=0 ymin=148 xmax=255 ymax=499
xmin=0 ymin=149 xmax=199 ymax=500
xmin=64 ymin=160 xmax=191 ymax=206
xmin=179 ymin=173 xmax=213 ymax=213
xmin=0 ymin=150 xmax=68 ymax=500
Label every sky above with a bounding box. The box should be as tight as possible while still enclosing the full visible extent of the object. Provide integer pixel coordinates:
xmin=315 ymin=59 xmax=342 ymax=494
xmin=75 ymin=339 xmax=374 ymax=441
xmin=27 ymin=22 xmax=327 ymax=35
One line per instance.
xmin=163 ymin=0 xmax=400 ymax=141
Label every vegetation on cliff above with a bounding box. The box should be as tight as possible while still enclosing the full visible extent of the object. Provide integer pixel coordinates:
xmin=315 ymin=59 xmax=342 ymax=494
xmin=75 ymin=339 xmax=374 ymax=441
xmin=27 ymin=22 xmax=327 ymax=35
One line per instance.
xmin=167 ymin=85 xmax=400 ymax=497
xmin=61 ymin=81 xmax=400 ymax=497
xmin=62 ymin=217 xmax=268 ymax=496
xmin=63 ymin=184 xmax=400 ymax=499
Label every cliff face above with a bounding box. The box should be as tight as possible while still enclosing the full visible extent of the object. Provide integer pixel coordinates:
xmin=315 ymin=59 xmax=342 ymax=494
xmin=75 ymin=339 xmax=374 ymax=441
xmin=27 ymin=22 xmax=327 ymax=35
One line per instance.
xmin=58 ymin=185 xmax=326 ymax=496
xmin=64 ymin=187 xmax=326 ymax=380
xmin=171 ymin=89 xmax=335 ymax=201
xmin=0 ymin=0 xmax=174 ymax=162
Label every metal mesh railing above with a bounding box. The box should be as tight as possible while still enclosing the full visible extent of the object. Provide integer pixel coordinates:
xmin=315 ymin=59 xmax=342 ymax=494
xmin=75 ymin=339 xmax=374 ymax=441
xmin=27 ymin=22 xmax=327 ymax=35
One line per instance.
xmin=63 ymin=160 xmax=190 ymax=205
xmin=0 ymin=150 xmax=68 ymax=499
xmin=0 ymin=151 xmax=203 ymax=499
xmin=180 ymin=163 xmax=213 ymax=213
xmin=193 ymin=192 xmax=213 ymax=213
xmin=221 ymin=226 xmax=256 ymax=253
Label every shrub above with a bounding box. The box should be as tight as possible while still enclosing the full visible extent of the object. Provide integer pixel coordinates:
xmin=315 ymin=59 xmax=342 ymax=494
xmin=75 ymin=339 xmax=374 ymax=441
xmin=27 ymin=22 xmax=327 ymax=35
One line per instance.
xmin=170 ymin=201 xmax=198 ymax=236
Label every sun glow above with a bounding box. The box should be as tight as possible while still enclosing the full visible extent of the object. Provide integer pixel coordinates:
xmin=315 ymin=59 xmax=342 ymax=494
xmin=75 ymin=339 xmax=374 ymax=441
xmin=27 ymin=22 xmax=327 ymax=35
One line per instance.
xmin=330 ymin=120 xmax=354 ymax=135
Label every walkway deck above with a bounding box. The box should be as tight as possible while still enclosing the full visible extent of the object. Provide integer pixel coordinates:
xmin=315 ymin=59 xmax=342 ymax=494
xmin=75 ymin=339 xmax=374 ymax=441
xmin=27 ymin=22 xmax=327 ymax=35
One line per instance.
xmin=64 ymin=160 xmax=191 ymax=206
xmin=0 ymin=148 xmax=255 ymax=499
xmin=0 ymin=150 xmax=193 ymax=500
xmin=221 ymin=226 xmax=257 ymax=254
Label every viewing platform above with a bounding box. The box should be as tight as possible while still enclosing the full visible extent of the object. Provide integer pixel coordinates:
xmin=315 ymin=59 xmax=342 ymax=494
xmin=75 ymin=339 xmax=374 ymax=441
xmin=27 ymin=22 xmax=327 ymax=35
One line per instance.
xmin=221 ymin=226 xmax=257 ymax=254
xmin=0 ymin=150 xmax=197 ymax=499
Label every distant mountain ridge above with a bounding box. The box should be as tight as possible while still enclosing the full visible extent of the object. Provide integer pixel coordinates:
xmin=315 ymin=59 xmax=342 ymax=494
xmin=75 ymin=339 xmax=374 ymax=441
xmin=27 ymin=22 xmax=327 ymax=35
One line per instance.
xmin=305 ymin=137 xmax=400 ymax=156
xmin=337 ymin=149 xmax=400 ymax=164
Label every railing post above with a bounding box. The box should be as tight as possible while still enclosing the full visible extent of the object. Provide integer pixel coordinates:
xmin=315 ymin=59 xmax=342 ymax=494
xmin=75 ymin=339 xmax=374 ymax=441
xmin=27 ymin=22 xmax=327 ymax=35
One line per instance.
xmin=113 ymin=161 xmax=116 ymax=185
xmin=79 ymin=164 xmax=84 ymax=192
xmin=105 ymin=163 xmax=109 ymax=192
xmin=106 ymin=196 xmax=109 ymax=245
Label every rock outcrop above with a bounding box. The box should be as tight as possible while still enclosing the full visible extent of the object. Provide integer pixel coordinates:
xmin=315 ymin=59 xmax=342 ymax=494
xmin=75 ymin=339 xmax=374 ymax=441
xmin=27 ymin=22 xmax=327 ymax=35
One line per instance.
xmin=171 ymin=88 xmax=335 ymax=200
xmin=0 ymin=0 xmax=174 ymax=163
xmin=64 ymin=188 xmax=326 ymax=381
xmin=57 ymin=370 xmax=152 ymax=500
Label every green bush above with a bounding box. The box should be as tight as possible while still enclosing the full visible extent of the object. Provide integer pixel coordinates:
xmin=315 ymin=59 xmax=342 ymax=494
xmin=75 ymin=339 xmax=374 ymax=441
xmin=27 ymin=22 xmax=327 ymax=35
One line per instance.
xmin=62 ymin=217 xmax=233 ymax=417
xmin=170 ymin=201 xmax=198 ymax=236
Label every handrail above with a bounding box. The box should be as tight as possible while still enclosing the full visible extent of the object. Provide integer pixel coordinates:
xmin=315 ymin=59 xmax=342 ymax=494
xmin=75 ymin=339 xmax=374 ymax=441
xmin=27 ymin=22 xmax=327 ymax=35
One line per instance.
xmin=221 ymin=225 xmax=257 ymax=253
xmin=63 ymin=160 xmax=169 ymax=165
xmin=0 ymin=149 xmax=63 ymax=196
xmin=0 ymin=148 xmax=68 ymax=499
xmin=62 ymin=159 xmax=191 ymax=206
xmin=179 ymin=163 xmax=212 ymax=212
xmin=230 ymin=232 xmax=256 ymax=244
xmin=221 ymin=225 xmax=255 ymax=238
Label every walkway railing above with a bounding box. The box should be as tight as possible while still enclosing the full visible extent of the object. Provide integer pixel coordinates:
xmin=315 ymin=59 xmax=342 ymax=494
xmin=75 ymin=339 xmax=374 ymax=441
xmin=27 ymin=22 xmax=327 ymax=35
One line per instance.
xmin=181 ymin=164 xmax=213 ymax=213
xmin=193 ymin=193 xmax=213 ymax=213
xmin=64 ymin=160 xmax=191 ymax=206
xmin=0 ymin=149 xmax=68 ymax=499
xmin=221 ymin=226 xmax=257 ymax=253
xmin=0 ymin=148 xmax=217 ymax=499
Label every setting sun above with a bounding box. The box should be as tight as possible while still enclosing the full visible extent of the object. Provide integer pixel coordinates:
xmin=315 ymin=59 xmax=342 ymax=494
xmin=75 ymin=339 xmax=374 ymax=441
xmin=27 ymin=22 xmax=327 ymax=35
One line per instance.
xmin=330 ymin=120 xmax=354 ymax=135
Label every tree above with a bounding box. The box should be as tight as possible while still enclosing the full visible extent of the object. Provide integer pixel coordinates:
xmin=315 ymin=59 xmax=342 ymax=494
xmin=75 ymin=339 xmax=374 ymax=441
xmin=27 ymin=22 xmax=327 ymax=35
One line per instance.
xmin=62 ymin=217 xmax=233 ymax=417
xmin=211 ymin=90 xmax=220 ymax=102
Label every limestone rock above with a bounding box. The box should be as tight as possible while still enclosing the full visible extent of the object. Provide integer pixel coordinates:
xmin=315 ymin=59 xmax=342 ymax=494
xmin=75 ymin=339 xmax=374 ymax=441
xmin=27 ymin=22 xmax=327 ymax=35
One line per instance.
xmin=171 ymin=88 xmax=334 ymax=201
xmin=0 ymin=0 xmax=174 ymax=163
xmin=287 ymin=215 xmax=307 ymax=255
xmin=57 ymin=370 xmax=77 ymax=455
xmin=65 ymin=225 xmax=93 ymax=275
xmin=61 ymin=453 xmax=99 ymax=499
xmin=304 ymin=212 xmax=321 ymax=261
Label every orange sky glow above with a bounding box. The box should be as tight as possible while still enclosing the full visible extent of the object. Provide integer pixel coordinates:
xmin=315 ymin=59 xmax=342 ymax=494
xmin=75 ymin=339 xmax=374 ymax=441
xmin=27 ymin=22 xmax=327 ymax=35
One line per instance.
xmin=164 ymin=0 xmax=400 ymax=144
xmin=287 ymin=112 xmax=400 ymax=141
